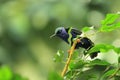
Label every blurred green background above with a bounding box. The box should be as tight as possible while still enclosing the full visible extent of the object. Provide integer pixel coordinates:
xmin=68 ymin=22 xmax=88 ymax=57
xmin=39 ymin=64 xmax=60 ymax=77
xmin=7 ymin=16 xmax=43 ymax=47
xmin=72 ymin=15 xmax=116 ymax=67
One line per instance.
xmin=0 ymin=0 xmax=120 ymax=80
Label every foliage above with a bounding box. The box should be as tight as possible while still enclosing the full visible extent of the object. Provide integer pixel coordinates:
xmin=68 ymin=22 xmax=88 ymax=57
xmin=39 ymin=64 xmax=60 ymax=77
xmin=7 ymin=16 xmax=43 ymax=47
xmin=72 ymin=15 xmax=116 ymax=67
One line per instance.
xmin=48 ymin=71 xmax=63 ymax=80
xmin=0 ymin=65 xmax=28 ymax=80
xmin=50 ymin=13 xmax=120 ymax=80
xmin=100 ymin=13 xmax=120 ymax=32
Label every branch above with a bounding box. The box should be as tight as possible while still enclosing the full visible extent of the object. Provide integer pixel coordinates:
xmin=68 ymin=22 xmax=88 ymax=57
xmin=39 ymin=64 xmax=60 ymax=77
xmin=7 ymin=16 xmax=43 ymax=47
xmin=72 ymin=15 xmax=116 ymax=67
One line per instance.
xmin=61 ymin=39 xmax=80 ymax=77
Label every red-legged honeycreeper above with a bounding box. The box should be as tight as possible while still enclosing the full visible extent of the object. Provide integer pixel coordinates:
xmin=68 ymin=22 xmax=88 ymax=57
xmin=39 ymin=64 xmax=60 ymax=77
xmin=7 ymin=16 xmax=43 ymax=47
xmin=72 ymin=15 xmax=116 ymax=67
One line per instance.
xmin=51 ymin=27 xmax=99 ymax=58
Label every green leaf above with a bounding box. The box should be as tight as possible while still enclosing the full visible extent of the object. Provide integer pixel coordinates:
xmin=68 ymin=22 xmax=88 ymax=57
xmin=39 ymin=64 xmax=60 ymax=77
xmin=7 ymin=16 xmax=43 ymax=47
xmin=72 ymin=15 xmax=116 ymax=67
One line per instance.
xmin=87 ymin=44 xmax=108 ymax=55
xmin=69 ymin=60 xmax=86 ymax=70
xmin=100 ymin=22 xmax=120 ymax=32
xmin=100 ymin=13 xmax=120 ymax=32
xmin=114 ymin=47 xmax=120 ymax=54
xmin=0 ymin=66 xmax=12 ymax=80
xmin=13 ymin=74 xmax=28 ymax=80
xmin=102 ymin=69 xmax=116 ymax=78
xmin=90 ymin=59 xmax=110 ymax=66
xmin=101 ymin=13 xmax=120 ymax=25
xmin=53 ymin=50 xmax=64 ymax=62
xmin=74 ymin=68 xmax=100 ymax=80
xmin=48 ymin=71 xmax=63 ymax=80
xmin=82 ymin=26 xmax=94 ymax=32
xmin=0 ymin=66 xmax=27 ymax=80
xmin=87 ymin=44 xmax=120 ymax=55
xmin=88 ymin=44 xmax=106 ymax=54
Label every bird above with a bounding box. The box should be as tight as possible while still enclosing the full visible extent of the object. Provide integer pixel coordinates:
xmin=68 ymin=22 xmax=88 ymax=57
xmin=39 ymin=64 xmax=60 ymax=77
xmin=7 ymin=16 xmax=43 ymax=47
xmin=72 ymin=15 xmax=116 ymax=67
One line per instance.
xmin=51 ymin=27 xmax=99 ymax=58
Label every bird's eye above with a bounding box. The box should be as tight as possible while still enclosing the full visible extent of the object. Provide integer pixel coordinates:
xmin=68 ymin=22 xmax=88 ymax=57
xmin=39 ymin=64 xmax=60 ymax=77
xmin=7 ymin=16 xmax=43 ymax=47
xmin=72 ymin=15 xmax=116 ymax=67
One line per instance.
xmin=57 ymin=30 xmax=62 ymax=34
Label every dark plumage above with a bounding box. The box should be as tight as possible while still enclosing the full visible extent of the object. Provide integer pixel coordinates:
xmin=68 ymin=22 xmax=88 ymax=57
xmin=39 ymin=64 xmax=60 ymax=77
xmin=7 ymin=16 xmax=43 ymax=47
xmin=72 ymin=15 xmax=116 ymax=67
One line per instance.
xmin=51 ymin=27 xmax=99 ymax=58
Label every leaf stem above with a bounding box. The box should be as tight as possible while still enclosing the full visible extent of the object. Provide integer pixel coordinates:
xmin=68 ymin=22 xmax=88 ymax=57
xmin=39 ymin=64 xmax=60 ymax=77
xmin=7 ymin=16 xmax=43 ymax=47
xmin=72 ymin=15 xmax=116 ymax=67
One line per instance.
xmin=61 ymin=39 xmax=78 ymax=77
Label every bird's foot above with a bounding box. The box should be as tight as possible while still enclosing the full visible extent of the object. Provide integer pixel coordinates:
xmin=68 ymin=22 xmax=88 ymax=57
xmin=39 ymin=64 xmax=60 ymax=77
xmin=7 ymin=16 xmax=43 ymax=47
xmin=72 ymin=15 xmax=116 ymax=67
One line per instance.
xmin=67 ymin=49 xmax=71 ymax=57
xmin=67 ymin=49 xmax=71 ymax=54
xmin=76 ymin=39 xmax=80 ymax=43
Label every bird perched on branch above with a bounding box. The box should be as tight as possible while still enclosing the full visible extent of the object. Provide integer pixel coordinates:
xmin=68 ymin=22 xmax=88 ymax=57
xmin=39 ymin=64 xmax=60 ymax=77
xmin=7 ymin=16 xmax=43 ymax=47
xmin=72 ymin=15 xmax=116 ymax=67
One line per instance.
xmin=51 ymin=27 xmax=99 ymax=58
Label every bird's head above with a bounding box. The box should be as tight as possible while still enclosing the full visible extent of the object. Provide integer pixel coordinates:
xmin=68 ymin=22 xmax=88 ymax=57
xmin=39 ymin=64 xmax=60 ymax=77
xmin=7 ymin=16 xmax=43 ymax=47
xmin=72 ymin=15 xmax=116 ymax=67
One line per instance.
xmin=50 ymin=27 xmax=68 ymax=38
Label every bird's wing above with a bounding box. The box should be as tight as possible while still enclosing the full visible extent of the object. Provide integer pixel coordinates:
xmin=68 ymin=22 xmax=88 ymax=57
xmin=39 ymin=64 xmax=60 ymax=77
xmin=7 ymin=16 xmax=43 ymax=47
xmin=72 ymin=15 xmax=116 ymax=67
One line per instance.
xmin=65 ymin=27 xmax=82 ymax=35
xmin=71 ymin=28 xmax=82 ymax=35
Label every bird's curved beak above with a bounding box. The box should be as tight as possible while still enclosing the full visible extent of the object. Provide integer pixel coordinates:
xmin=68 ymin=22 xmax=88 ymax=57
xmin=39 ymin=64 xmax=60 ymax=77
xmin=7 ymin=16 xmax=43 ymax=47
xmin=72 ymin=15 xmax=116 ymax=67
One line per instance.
xmin=50 ymin=34 xmax=56 ymax=38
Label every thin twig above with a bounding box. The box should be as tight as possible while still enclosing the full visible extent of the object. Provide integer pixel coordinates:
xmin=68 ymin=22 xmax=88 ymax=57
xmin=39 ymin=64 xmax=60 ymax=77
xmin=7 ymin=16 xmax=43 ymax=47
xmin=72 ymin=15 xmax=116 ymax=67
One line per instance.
xmin=61 ymin=39 xmax=79 ymax=77
xmin=108 ymin=68 xmax=120 ymax=79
